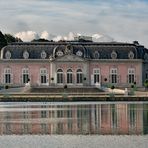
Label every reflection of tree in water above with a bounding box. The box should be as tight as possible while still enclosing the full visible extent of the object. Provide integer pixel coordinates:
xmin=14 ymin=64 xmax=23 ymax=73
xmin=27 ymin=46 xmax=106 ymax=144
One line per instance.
xmin=129 ymin=104 xmax=137 ymax=130
xmin=111 ymin=104 xmax=117 ymax=130
xmin=143 ymin=104 xmax=148 ymax=134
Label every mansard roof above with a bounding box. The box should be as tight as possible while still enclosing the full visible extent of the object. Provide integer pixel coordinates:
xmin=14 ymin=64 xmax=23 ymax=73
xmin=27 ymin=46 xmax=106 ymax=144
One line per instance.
xmin=1 ymin=41 xmax=148 ymax=60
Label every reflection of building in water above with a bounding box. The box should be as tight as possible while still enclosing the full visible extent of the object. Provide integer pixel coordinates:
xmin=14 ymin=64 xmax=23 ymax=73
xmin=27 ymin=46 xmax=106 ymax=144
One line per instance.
xmin=0 ymin=104 xmax=146 ymax=135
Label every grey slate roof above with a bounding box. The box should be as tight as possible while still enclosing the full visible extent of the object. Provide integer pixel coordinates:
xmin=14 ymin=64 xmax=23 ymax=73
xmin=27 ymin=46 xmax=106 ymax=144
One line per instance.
xmin=1 ymin=41 xmax=148 ymax=60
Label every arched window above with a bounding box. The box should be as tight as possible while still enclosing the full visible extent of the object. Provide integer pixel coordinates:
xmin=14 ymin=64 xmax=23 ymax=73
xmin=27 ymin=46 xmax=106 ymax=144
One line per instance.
xmin=22 ymin=68 xmax=29 ymax=84
xmin=57 ymin=69 xmax=63 ymax=84
xmin=76 ymin=69 xmax=83 ymax=84
xmin=40 ymin=68 xmax=48 ymax=84
xmin=67 ymin=69 xmax=73 ymax=84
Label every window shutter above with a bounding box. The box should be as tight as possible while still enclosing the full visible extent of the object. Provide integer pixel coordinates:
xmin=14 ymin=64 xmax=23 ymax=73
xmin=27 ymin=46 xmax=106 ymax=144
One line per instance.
xmin=11 ymin=74 xmax=13 ymax=84
xmin=2 ymin=73 xmax=5 ymax=84
xmin=109 ymin=75 xmax=111 ymax=83
xmin=20 ymin=74 xmax=23 ymax=84
xmin=117 ymin=75 xmax=120 ymax=83
xmin=46 ymin=74 xmax=49 ymax=83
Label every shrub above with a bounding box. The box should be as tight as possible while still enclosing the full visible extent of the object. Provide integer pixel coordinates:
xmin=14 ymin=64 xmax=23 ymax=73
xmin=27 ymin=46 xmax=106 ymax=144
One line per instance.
xmin=144 ymin=79 xmax=148 ymax=88
xmin=111 ymin=85 xmax=115 ymax=90
xmin=5 ymin=85 xmax=9 ymax=89
xmin=64 ymin=85 xmax=67 ymax=89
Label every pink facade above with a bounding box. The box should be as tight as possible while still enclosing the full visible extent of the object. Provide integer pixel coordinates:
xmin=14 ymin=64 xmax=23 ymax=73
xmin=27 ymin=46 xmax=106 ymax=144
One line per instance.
xmin=0 ymin=59 xmax=143 ymax=87
xmin=0 ymin=41 xmax=148 ymax=88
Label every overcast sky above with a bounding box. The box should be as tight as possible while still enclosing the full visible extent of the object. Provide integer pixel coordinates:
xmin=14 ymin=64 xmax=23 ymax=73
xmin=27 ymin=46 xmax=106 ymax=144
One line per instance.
xmin=0 ymin=0 xmax=148 ymax=47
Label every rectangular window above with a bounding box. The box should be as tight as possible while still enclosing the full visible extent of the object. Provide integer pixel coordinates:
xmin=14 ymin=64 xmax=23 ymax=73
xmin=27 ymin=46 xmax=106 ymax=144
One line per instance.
xmin=4 ymin=68 xmax=12 ymax=84
xmin=110 ymin=68 xmax=117 ymax=83
xmin=41 ymin=75 xmax=47 ymax=84
xmin=128 ymin=68 xmax=135 ymax=83
xmin=111 ymin=75 xmax=117 ymax=83
xmin=57 ymin=73 xmax=63 ymax=84
xmin=40 ymin=68 xmax=47 ymax=84
xmin=77 ymin=73 xmax=83 ymax=83
xmin=93 ymin=69 xmax=100 ymax=84
xmin=22 ymin=68 xmax=29 ymax=84
xmin=67 ymin=73 xmax=72 ymax=84
xmin=5 ymin=74 xmax=11 ymax=84
xmin=23 ymin=74 xmax=29 ymax=84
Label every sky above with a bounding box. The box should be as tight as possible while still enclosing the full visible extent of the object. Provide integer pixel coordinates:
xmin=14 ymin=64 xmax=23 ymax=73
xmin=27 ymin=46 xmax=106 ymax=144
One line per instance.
xmin=0 ymin=0 xmax=148 ymax=47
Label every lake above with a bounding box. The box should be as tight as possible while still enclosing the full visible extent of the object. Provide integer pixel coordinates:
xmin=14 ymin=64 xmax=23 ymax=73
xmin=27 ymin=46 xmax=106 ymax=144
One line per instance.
xmin=0 ymin=102 xmax=148 ymax=135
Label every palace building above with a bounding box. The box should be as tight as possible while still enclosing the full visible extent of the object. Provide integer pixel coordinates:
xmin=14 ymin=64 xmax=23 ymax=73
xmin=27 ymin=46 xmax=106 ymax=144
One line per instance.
xmin=0 ymin=38 xmax=148 ymax=88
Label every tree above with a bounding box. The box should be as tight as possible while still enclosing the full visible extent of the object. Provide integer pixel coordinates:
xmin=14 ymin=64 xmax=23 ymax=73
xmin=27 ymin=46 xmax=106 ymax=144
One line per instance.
xmin=31 ymin=38 xmax=50 ymax=42
xmin=0 ymin=31 xmax=7 ymax=49
xmin=4 ymin=34 xmax=22 ymax=43
xmin=144 ymin=79 xmax=148 ymax=90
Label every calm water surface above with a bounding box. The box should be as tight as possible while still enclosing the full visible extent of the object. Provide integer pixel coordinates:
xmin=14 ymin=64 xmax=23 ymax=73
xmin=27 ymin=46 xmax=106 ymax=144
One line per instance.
xmin=0 ymin=102 xmax=148 ymax=135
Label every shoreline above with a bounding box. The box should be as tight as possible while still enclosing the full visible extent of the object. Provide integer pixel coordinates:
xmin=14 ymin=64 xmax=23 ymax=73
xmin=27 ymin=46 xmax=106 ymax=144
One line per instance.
xmin=0 ymin=93 xmax=148 ymax=102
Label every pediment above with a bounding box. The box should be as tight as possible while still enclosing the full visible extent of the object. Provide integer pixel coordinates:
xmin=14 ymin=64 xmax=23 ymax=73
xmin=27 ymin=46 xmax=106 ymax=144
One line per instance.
xmin=54 ymin=54 xmax=86 ymax=62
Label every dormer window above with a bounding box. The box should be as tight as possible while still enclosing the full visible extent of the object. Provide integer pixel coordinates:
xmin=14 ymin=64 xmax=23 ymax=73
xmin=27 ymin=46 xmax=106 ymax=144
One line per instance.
xmin=5 ymin=51 xmax=11 ymax=59
xmin=128 ymin=51 xmax=134 ymax=59
xmin=76 ymin=50 xmax=83 ymax=57
xmin=41 ymin=51 xmax=47 ymax=59
xmin=111 ymin=51 xmax=117 ymax=59
xmin=23 ymin=51 xmax=29 ymax=59
xmin=94 ymin=51 xmax=100 ymax=59
xmin=56 ymin=50 xmax=63 ymax=57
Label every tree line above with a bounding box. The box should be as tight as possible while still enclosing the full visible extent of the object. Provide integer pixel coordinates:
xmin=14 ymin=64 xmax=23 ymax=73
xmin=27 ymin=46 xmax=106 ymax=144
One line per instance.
xmin=0 ymin=30 xmax=22 ymax=49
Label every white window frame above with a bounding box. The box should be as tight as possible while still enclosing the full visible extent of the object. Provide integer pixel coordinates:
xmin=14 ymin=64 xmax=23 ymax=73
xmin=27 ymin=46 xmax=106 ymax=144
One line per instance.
xmin=128 ymin=68 xmax=135 ymax=84
xmin=3 ymin=68 xmax=12 ymax=84
xmin=76 ymin=69 xmax=83 ymax=84
xmin=22 ymin=68 xmax=29 ymax=84
xmin=40 ymin=68 xmax=48 ymax=85
xmin=93 ymin=68 xmax=100 ymax=84
xmin=67 ymin=69 xmax=73 ymax=84
xmin=57 ymin=69 xmax=63 ymax=84
xmin=110 ymin=68 xmax=118 ymax=84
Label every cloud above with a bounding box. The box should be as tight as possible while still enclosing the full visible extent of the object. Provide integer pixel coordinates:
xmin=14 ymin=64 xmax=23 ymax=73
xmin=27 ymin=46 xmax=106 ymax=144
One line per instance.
xmin=15 ymin=31 xmax=39 ymax=42
xmin=40 ymin=31 xmax=49 ymax=39
xmin=14 ymin=31 xmax=114 ymax=42
xmin=1 ymin=0 xmax=148 ymax=47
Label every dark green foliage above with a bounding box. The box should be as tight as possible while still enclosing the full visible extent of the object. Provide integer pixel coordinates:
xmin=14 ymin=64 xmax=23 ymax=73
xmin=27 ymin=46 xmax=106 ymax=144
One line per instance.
xmin=64 ymin=85 xmax=67 ymax=89
xmin=31 ymin=38 xmax=50 ymax=42
xmin=0 ymin=31 xmax=7 ymax=49
xmin=144 ymin=79 xmax=148 ymax=88
xmin=4 ymin=34 xmax=22 ymax=43
xmin=111 ymin=85 xmax=115 ymax=90
xmin=5 ymin=85 xmax=9 ymax=89
xmin=0 ymin=31 xmax=23 ymax=50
